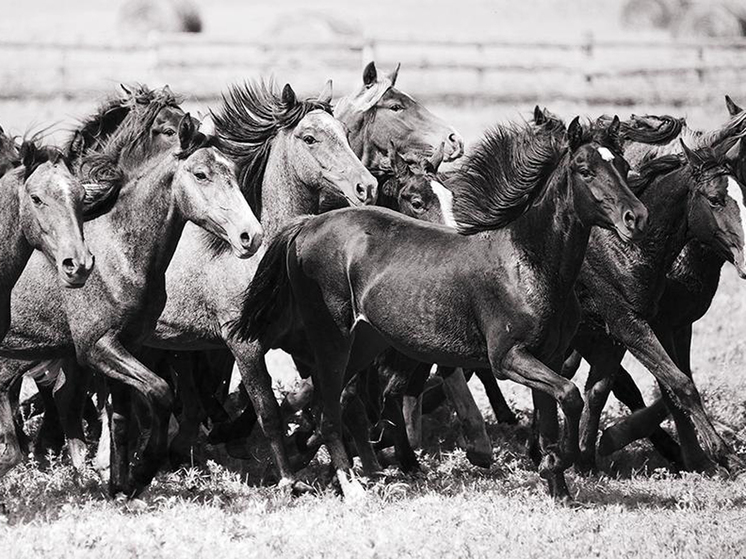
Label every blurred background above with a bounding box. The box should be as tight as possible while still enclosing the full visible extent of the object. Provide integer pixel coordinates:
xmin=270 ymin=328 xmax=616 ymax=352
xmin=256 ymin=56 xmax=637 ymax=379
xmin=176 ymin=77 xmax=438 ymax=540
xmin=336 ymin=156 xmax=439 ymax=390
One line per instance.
xmin=2 ymin=0 xmax=746 ymax=144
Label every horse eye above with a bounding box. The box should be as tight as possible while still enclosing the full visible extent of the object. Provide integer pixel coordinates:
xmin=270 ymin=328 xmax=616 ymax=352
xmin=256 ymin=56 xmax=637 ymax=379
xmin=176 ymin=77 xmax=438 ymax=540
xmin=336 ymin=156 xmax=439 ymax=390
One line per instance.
xmin=303 ymin=136 xmax=317 ymax=145
xmin=30 ymin=194 xmax=42 ymax=205
xmin=410 ymin=198 xmax=424 ymax=210
xmin=390 ymin=104 xmax=404 ymax=112
xmin=578 ymin=167 xmax=593 ymax=178
xmin=162 ymin=129 xmax=176 ymax=137
xmin=194 ymin=171 xmax=208 ymax=181
xmin=707 ymin=195 xmax=725 ymax=208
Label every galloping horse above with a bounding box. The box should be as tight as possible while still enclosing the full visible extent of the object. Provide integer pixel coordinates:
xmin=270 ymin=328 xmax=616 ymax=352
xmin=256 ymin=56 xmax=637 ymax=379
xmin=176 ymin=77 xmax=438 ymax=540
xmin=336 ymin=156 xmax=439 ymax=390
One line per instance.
xmin=1 ymin=84 xmax=190 ymax=471
xmin=233 ymin=118 xmax=648 ymax=500
xmin=0 ymin=114 xmax=262 ymax=497
xmin=569 ymin=139 xmax=746 ymax=473
xmin=576 ymin=103 xmax=746 ymax=468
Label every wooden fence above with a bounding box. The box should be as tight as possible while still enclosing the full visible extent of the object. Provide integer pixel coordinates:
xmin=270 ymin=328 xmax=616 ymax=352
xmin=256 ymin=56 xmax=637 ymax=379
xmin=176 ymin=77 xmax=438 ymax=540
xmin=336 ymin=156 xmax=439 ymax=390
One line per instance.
xmin=2 ymin=33 xmax=746 ymax=105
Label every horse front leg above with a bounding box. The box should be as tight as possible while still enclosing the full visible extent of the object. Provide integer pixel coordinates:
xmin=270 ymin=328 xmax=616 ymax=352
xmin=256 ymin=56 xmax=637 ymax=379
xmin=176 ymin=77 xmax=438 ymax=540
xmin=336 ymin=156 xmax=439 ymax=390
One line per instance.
xmin=621 ymin=319 xmax=740 ymax=472
xmin=52 ymin=358 xmax=91 ymax=474
xmin=341 ymin=371 xmax=382 ymax=477
xmin=83 ymin=334 xmax=173 ymax=497
xmin=499 ymin=345 xmax=583 ymax=501
xmin=473 ymin=368 xmax=517 ymax=425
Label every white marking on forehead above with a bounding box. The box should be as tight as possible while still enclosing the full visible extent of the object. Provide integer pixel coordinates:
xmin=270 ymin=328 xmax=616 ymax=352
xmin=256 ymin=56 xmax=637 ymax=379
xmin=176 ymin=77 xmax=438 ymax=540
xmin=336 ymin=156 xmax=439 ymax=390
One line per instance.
xmin=430 ymin=180 xmax=458 ymax=229
xmin=597 ymin=147 xmax=615 ymax=162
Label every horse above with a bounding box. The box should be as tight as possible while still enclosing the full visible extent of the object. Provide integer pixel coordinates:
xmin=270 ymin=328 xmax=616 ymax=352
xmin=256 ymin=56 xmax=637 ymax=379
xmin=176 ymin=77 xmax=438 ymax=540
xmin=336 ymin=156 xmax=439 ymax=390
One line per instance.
xmin=578 ymin=101 xmax=746 ymax=466
xmin=567 ymin=139 xmax=746 ymax=473
xmin=0 ymin=114 xmax=262 ymax=498
xmin=155 ymin=62 xmax=466 ymax=470
xmin=232 ymin=117 xmax=648 ymax=500
xmin=3 ymin=84 xmax=190 ymax=472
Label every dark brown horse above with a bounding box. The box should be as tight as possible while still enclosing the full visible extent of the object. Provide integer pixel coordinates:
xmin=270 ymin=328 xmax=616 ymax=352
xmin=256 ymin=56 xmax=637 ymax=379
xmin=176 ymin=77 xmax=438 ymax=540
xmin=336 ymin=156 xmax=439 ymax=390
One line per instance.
xmin=580 ymin=102 xmax=746 ymax=467
xmin=568 ymin=140 xmax=746 ymax=473
xmin=233 ymin=118 xmax=648 ymax=500
xmin=0 ymin=115 xmax=262 ymax=497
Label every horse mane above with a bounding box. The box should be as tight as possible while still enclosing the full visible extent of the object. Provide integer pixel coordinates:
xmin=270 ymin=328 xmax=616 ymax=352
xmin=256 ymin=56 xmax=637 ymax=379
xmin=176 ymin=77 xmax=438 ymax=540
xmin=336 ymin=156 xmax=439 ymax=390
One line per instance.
xmin=630 ymin=146 xmax=728 ymax=195
xmin=449 ymin=122 xmax=567 ymax=234
xmin=210 ymin=79 xmax=332 ymax=218
xmin=64 ymin=84 xmax=182 ymax=163
xmin=696 ymin=110 xmax=746 ymax=148
xmin=621 ymin=115 xmax=685 ymax=145
xmin=75 ymin=85 xmax=183 ymax=219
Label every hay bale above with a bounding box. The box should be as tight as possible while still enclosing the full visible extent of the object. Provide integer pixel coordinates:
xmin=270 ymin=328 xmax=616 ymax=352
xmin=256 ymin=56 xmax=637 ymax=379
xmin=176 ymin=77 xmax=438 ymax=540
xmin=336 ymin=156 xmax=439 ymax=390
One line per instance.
xmin=673 ymin=2 xmax=744 ymax=38
xmin=118 ymin=0 xmax=202 ymax=35
xmin=621 ymin=0 xmax=686 ymax=30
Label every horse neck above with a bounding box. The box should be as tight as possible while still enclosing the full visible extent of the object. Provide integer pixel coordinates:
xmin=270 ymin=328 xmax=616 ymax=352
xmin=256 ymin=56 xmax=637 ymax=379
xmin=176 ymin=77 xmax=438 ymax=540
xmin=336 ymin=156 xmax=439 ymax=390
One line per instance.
xmin=500 ymin=160 xmax=590 ymax=295
xmin=636 ymin=168 xmax=692 ymax=271
xmin=0 ymin=174 xmax=32 ymax=293
xmin=260 ymin=134 xmax=319 ymax=240
xmin=106 ymin=154 xmax=185 ymax=278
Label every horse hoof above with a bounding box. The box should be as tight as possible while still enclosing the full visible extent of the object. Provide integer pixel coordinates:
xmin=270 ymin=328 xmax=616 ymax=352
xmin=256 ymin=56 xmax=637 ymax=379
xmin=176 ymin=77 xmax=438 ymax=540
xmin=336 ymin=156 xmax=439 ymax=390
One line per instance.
xmin=336 ymin=470 xmax=366 ymax=502
xmin=498 ymin=412 xmax=519 ymax=425
xmin=574 ymin=454 xmax=597 ymax=476
xmin=291 ymin=480 xmax=314 ymax=496
xmin=538 ymin=451 xmax=563 ymax=479
xmin=466 ymin=449 xmax=493 ymax=469
xmin=597 ymin=430 xmax=617 ymax=457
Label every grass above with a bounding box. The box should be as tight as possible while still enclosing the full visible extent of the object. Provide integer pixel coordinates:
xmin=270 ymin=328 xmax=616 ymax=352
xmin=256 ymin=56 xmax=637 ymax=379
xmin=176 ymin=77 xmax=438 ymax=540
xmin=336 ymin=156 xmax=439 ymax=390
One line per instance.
xmin=0 ymin=266 xmax=744 ymax=558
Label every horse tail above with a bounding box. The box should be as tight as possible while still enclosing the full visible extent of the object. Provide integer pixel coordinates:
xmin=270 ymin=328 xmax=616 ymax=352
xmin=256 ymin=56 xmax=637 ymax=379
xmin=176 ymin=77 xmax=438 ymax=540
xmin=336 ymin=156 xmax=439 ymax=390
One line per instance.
xmin=623 ymin=115 xmax=684 ymax=145
xmin=229 ymin=217 xmax=310 ymax=343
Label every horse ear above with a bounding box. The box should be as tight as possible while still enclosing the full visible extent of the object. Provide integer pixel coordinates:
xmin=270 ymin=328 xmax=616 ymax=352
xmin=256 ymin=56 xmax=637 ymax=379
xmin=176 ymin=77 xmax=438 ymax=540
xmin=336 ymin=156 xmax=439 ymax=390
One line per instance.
xmin=317 ymin=79 xmax=333 ymax=105
xmin=680 ymin=139 xmax=704 ymax=168
xmin=388 ymin=63 xmax=401 ymax=86
xmin=722 ymin=136 xmax=744 ymax=163
xmin=388 ymin=142 xmax=409 ymax=177
xmin=568 ymin=117 xmax=583 ymax=151
xmin=606 ymin=115 xmax=621 ymax=144
xmin=70 ymin=130 xmax=86 ymax=157
xmin=178 ymin=113 xmax=196 ymax=150
xmin=282 ymin=84 xmax=297 ymax=108
xmin=120 ymin=83 xmax=132 ymax=95
xmin=363 ymin=61 xmax=377 ymax=87
xmin=533 ymin=105 xmax=545 ymax=125
xmin=20 ymin=141 xmax=38 ymax=173
xmin=725 ymin=95 xmax=743 ymax=116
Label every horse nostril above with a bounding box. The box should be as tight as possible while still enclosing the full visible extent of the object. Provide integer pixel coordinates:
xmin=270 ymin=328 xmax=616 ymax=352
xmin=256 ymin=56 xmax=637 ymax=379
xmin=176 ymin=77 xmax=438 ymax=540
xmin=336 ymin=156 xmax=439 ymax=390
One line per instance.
xmin=448 ymin=133 xmax=458 ymax=143
xmin=240 ymin=232 xmax=251 ymax=245
xmin=355 ymin=183 xmax=368 ymax=201
xmin=62 ymin=258 xmax=76 ymax=274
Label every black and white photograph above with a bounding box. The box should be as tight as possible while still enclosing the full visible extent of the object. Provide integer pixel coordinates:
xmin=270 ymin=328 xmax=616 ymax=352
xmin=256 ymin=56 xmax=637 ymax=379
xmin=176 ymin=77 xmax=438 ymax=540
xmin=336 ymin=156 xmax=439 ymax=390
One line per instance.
xmin=0 ymin=0 xmax=745 ymax=557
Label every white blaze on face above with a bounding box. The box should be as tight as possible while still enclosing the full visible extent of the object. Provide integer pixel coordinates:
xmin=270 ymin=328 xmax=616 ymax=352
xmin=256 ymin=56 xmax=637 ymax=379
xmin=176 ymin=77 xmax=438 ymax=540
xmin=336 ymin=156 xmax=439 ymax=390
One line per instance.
xmin=727 ymin=176 xmax=746 ymax=264
xmin=597 ymin=147 xmax=615 ymax=162
xmin=430 ymin=180 xmax=458 ymax=229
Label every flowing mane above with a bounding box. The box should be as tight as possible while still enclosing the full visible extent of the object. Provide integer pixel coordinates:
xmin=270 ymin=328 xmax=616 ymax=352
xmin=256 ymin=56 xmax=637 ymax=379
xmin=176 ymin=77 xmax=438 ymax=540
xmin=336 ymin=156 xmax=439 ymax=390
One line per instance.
xmin=630 ymin=147 xmax=728 ymax=195
xmin=694 ymin=109 xmax=746 ymax=148
xmin=621 ymin=115 xmax=685 ymax=145
xmin=450 ymin=122 xmax=567 ymax=234
xmin=64 ymin=84 xmax=182 ymax=165
xmin=210 ymin=79 xmax=332 ymax=217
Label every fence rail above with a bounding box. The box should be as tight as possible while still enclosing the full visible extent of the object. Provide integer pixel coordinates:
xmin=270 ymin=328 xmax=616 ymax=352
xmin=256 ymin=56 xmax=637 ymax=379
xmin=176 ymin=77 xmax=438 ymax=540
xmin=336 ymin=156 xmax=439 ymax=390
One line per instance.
xmin=1 ymin=34 xmax=746 ymax=105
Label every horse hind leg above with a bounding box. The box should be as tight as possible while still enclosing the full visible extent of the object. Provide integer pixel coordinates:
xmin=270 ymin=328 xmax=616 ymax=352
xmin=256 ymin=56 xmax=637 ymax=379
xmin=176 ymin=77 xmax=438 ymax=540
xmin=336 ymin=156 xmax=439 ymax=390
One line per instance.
xmin=0 ymin=390 xmax=22 ymax=477
xmin=440 ymin=367 xmax=492 ymax=468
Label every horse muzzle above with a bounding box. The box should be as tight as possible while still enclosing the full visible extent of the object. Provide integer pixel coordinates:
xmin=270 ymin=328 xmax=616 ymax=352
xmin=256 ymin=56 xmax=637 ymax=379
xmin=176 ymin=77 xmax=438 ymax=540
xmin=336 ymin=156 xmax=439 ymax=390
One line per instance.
xmin=58 ymin=251 xmax=95 ymax=288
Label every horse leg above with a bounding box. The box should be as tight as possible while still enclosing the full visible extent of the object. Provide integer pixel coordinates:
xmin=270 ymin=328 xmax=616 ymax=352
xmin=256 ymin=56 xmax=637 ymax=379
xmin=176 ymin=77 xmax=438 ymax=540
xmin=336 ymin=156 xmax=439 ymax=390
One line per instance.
xmin=84 ymin=335 xmax=173 ymax=497
xmin=474 ymin=368 xmax=517 ymax=425
xmin=52 ymin=359 xmax=91 ymax=474
xmin=621 ymin=320 xmax=738 ymax=471
xmin=226 ymin=338 xmax=304 ymax=491
xmin=440 ymin=367 xmax=492 ymax=468
xmin=561 ymin=350 xmax=583 ymax=379
xmin=572 ymin=338 xmax=626 ymax=474
xmin=600 ymin=365 xmax=683 ymax=467
xmin=35 ymin=382 xmax=65 ymax=465
xmin=499 ymin=346 xmax=582 ymax=501
xmin=402 ymin=361 xmax=431 ymax=449
xmin=341 ymin=371 xmax=382 ymax=477
xmin=0 ymin=390 xmax=22 ymax=477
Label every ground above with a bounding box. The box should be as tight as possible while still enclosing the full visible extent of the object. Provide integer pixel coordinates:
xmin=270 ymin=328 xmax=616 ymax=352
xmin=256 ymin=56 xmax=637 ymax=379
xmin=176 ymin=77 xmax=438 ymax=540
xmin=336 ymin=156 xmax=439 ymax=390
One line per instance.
xmin=2 ymin=1 xmax=746 ymax=557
